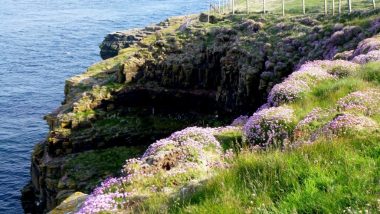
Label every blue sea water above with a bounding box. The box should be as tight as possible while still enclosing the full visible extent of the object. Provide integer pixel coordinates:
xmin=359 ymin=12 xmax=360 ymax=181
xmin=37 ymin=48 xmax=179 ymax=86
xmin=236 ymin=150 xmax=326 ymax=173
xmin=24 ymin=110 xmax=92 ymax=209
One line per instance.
xmin=0 ymin=0 xmax=206 ymax=213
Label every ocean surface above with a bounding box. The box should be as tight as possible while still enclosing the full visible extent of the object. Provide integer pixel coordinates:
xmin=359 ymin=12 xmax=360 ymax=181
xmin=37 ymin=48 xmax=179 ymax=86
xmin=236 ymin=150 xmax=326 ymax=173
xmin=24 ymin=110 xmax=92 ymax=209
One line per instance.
xmin=0 ymin=0 xmax=206 ymax=213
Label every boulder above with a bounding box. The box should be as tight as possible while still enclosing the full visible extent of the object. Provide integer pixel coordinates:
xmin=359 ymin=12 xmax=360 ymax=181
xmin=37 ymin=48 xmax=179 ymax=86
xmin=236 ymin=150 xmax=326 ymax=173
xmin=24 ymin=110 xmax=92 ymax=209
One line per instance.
xmin=238 ymin=19 xmax=263 ymax=33
xmin=99 ymin=29 xmax=144 ymax=59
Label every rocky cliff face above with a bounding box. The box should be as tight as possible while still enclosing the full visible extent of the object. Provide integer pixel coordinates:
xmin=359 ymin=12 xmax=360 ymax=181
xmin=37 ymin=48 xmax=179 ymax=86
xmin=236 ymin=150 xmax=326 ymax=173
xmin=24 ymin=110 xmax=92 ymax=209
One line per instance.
xmin=99 ymin=24 xmax=171 ymax=60
xmin=22 ymin=10 xmax=380 ymax=213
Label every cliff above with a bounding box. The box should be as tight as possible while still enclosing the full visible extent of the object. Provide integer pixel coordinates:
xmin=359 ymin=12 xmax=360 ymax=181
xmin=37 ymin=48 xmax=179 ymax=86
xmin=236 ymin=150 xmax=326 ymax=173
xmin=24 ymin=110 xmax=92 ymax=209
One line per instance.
xmin=22 ymin=9 xmax=380 ymax=213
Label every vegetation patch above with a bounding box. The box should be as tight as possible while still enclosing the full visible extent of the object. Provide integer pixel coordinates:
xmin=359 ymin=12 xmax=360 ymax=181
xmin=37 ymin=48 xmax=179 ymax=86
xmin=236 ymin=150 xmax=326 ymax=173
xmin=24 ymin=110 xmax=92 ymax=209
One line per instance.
xmin=63 ymin=146 xmax=145 ymax=192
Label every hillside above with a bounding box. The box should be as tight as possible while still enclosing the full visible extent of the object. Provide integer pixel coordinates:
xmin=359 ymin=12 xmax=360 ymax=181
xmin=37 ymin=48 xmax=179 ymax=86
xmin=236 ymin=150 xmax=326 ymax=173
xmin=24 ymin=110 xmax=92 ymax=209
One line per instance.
xmin=73 ymin=36 xmax=380 ymax=214
xmin=21 ymin=6 xmax=380 ymax=214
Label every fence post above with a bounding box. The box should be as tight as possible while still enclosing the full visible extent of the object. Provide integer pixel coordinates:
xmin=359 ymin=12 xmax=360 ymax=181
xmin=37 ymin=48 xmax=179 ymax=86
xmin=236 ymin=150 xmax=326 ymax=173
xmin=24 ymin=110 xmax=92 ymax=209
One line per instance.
xmin=246 ymin=0 xmax=249 ymax=14
xmin=338 ymin=0 xmax=341 ymax=14
xmin=302 ymin=0 xmax=305 ymax=14
xmin=232 ymin=0 xmax=235 ymax=14
xmin=282 ymin=0 xmax=285 ymax=16
xmin=332 ymin=0 xmax=335 ymax=15
xmin=324 ymin=0 xmax=327 ymax=15
xmin=263 ymin=0 xmax=266 ymax=13
xmin=347 ymin=0 xmax=352 ymax=13
xmin=373 ymin=0 xmax=376 ymax=9
xmin=208 ymin=1 xmax=211 ymax=22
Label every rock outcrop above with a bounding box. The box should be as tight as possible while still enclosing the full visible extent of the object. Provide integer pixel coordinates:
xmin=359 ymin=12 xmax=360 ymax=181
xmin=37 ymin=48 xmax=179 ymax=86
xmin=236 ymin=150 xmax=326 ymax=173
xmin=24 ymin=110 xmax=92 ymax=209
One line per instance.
xmin=48 ymin=192 xmax=87 ymax=214
xmin=99 ymin=22 xmax=169 ymax=60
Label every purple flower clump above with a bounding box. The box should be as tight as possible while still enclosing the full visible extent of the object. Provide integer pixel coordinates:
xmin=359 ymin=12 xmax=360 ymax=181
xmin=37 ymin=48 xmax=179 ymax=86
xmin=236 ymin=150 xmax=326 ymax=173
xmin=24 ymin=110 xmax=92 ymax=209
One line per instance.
xmin=268 ymin=61 xmax=340 ymax=106
xmin=352 ymin=50 xmax=380 ymax=64
xmin=243 ymin=106 xmax=295 ymax=148
xmin=293 ymin=108 xmax=336 ymax=143
xmin=167 ymin=127 xmax=221 ymax=149
xmin=351 ymin=34 xmax=380 ymax=64
xmin=77 ymin=177 xmax=130 ymax=214
xmin=337 ymin=89 xmax=380 ymax=116
xmin=301 ymin=60 xmax=358 ymax=77
xmin=268 ymin=78 xmax=311 ymax=106
xmin=353 ymin=35 xmax=380 ymax=56
xmin=231 ymin=115 xmax=249 ymax=126
xmin=77 ymin=126 xmax=228 ymax=213
xmin=323 ymin=113 xmax=378 ymax=136
xmin=268 ymin=59 xmax=360 ymax=106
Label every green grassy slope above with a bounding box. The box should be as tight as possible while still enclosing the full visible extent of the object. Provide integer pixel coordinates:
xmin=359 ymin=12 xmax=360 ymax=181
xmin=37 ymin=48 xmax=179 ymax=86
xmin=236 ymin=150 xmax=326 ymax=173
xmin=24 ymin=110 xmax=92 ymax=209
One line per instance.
xmin=140 ymin=61 xmax=380 ymax=213
xmin=52 ymin=3 xmax=380 ymax=213
xmin=171 ymin=133 xmax=380 ymax=213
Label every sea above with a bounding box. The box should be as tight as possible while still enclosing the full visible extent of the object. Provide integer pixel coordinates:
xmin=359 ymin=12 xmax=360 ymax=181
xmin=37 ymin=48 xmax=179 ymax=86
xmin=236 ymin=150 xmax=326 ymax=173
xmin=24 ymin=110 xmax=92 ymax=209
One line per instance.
xmin=0 ymin=0 xmax=206 ymax=212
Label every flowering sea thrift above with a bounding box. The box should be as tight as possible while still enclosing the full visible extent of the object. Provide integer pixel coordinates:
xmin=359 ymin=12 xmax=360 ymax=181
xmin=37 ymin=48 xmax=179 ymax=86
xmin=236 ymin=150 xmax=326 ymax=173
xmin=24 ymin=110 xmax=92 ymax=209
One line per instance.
xmin=291 ymin=66 xmax=333 ymax=81
xmin=124 ymin=127 xmax=224 ymax=179
xmin=353 ymin=35 xmax=380 ymax=56
xmin=167 ymin=127 xmax=221 ymax=150
xmin=322 ymin=113 xmax=379 ymax=136
xmin=231 ymin=115 xmax=249 ymax=126
xmin=351 ymin=34 xmax=380 ymax=63
xmin=308 ymin=60 xmax=359 ymax=77
xmin=268 ymin=59 xmax=359 ymax=106
xmin=243 ymin=106 xmax=295 ymax=148
xmin=77 ymin=177 xmax=130 ymax=214
xmin=268 ymin=78 xmax=310 ymax=106
xmin=269 ymin=61 xmax=335 ymax=106
xmin=352 ymin=50 xmax=380 ymax=64
xmin=77 ymin=126 xmax=228 ymax=213
xmin=337 ymin=89 xmax=380 ymax=116
xmin=293 ymin=108 xmax=336 ymax=143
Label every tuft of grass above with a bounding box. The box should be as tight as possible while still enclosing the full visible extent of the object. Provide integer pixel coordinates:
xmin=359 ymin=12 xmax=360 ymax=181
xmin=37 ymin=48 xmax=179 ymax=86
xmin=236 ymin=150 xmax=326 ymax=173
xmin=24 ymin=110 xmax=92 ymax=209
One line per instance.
xmin=214 ymin=129 xmax=243 ymax=151
xmin=290 ymin=77 xmax=373 ymax=121
xmin=169 ymin=133 xmax=380 ymax=213
xmin=356 ymin=61 xmax=380 ymax=85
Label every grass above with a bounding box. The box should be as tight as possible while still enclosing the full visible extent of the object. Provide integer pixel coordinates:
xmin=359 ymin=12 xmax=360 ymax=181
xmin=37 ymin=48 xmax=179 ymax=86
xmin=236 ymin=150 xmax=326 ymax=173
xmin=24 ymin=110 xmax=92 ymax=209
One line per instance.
xmin=358 ymin=61 xmax=380 ymax=84
xmin=64 ymin=146 xmax=145 ymax=191
xmin=135 ymin=62 xmax=380 ymax=213
xmin=290 ymin=61 xmax=380 ymax=121
xmin=169 ymin=133 xmax=380 ymax=213
xmin=215 ymin=129 xmax=244 ymax=151
xmin=290 ymin=77 xmax=370 ymax=121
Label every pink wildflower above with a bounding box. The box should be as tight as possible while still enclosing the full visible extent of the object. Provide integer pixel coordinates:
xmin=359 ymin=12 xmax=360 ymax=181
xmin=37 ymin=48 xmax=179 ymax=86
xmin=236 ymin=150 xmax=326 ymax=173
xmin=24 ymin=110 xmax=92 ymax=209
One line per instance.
xmin=243 ymin=106 xmax=295 ymax=148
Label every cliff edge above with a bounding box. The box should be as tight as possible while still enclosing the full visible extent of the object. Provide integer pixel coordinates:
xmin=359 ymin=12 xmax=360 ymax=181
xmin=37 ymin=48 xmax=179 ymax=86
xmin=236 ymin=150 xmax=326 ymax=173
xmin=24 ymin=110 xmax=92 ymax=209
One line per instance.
xmin=22 ymin=10 xmax=380 ymax=213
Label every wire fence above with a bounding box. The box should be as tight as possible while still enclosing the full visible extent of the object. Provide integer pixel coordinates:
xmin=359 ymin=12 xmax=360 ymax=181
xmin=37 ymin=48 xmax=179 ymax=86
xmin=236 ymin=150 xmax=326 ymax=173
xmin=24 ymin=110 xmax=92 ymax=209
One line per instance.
xmin=206 ymin=0 xmax=377 ymax=17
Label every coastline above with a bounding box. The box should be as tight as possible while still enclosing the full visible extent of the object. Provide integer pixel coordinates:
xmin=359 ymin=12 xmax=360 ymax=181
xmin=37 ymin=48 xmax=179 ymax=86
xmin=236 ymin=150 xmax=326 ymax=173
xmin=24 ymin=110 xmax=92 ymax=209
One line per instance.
xmin=22 ymin=8 xmax=380 ymax=213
